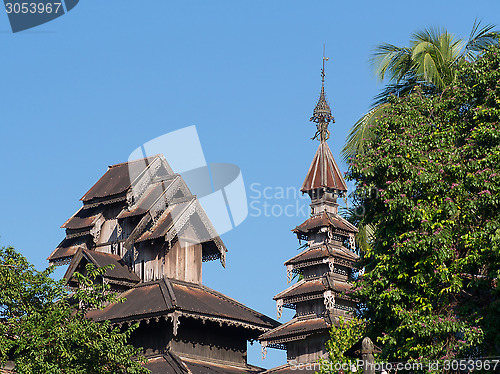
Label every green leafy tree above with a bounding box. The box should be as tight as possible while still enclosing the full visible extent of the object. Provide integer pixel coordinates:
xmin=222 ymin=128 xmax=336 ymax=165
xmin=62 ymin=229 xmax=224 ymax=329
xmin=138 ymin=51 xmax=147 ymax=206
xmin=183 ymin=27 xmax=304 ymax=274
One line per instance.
xmin=342 ymin=21 xmax=499 ymax=161
xmin=0 ymin=246 xmax=149 ymax=374
xmin=318 ymin=316 xmax=366 ymax=374
xmin=347 ymin=41 xmax=500 ymax=364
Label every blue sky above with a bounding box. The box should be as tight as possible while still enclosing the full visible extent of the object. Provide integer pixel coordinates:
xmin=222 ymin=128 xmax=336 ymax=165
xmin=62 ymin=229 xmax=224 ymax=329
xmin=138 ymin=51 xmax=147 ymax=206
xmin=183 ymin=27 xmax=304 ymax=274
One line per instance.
xmin=1 ymin=0 xmax=499 ymax=369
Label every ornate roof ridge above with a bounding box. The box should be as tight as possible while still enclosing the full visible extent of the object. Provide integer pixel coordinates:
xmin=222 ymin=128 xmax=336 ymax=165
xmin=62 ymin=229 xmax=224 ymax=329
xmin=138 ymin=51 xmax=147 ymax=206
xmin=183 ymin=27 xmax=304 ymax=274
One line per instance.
xmin=108 ymin=154 xmax=161 ymax=168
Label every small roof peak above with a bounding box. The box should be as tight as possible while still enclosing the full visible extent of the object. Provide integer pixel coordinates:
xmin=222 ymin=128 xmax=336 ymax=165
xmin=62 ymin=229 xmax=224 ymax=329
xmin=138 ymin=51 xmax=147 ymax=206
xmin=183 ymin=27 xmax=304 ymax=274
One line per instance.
xmin=310 ymin=46 xmax=335 ymax=142
xmin=301 ymin=140 xmax=347 ymax=193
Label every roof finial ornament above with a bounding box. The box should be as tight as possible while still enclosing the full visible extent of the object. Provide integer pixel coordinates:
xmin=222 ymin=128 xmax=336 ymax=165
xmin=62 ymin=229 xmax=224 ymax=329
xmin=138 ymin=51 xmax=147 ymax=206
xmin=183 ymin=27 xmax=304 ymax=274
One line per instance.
xmin=311 ymin=44 xmax=334 ymax=142
xmin=321 ymin=44 xmax=328 ymax=88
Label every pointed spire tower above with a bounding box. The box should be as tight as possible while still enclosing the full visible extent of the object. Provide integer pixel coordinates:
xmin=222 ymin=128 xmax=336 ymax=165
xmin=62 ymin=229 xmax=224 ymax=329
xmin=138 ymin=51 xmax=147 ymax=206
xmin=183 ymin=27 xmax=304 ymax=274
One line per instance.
xmin=259 ymin=51 xmax=359 ymax=371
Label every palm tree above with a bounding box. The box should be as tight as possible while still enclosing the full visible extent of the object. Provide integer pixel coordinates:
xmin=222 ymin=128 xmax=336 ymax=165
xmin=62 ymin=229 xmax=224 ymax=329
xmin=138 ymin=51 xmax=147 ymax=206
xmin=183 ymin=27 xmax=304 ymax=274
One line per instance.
xmin=342 ymin=21 xmax=499 ymax=254
xmin=341 ymin=20 xmax=499 ymax=161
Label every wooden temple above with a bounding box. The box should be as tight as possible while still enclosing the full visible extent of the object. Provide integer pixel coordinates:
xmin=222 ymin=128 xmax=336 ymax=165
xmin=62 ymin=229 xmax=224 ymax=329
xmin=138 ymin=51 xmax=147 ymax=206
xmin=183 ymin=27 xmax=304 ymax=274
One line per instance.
xmin=48 ymin=154 xmax=279 ymax=373
xmin=258 ymin=59 xmax=359 ymax=373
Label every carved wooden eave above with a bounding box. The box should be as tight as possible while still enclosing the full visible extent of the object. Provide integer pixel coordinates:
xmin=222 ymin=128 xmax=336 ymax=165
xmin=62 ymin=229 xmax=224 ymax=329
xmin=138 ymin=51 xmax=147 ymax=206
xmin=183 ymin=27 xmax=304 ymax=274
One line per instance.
xmin=284 ymin=243 xmax=358 ymax=277
xmin=104 ymin=307 xmax=274 ymax=335
xmin=274 ymin=274 xmax=352 ymax=299
xmin=293 ymin=211 xmax=358 ymax=236
xmin=87 ymin=278 xmax=278 ymax=336
xmin=272 ymin=274 xmax=354 ymax=321
xmin=259 ymin=315 xmax=330 ymax=346
xmin=173 ymin=311 xmax=271 ymax=332
xmin=47 ymin=235 xmax=90 ymax=265
xmin=107 ymin=309 xmax=272 ymax=335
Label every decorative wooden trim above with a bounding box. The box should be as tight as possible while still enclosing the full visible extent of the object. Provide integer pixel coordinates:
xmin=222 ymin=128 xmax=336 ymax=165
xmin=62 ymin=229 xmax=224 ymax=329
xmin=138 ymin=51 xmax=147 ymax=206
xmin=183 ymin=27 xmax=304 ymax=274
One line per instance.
xmin=276 ymin=299 xmax=283 ymax=319
xmin=261 ymin=341 xmax=267 ymax=360
xmin=286 ymin=265 xmax=293 ymax=284
xmin=324 ymin=290 xmax=335 ymax=310
xmin=167 ymin=311 xmax=181 ymax=336
xmin=83 ymin=195 xmax=127 ymax=209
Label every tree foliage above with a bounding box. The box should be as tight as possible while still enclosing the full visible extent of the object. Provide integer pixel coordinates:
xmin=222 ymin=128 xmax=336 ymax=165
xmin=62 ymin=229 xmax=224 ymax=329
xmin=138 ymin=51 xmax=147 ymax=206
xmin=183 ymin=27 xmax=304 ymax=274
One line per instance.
xmin=0 ymin=246 xmax=149 ymax=374
xmin=318 ymin=316 xmax=366 ymax=374
xmin=347 ymin=41 xmax=500 ymax=362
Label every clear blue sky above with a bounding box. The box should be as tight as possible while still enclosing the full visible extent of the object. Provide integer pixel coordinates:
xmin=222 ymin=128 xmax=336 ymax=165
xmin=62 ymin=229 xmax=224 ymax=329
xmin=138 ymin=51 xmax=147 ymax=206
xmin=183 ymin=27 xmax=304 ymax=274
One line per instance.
xmin=1 ymin=0 xmax=499 ymax=369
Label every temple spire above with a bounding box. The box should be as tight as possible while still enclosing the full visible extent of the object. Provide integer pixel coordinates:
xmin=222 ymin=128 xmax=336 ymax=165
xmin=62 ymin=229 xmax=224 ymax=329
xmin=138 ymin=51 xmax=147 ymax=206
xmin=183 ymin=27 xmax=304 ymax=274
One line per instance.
xmin=311 ymin=45 xmax=334 ymax=142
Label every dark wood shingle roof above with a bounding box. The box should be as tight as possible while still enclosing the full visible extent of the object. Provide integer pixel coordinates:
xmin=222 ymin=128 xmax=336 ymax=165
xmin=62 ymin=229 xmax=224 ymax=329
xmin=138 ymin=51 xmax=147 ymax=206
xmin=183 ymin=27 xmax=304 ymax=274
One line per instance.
xmin=87 ymin=278 xmax=279 ymax=331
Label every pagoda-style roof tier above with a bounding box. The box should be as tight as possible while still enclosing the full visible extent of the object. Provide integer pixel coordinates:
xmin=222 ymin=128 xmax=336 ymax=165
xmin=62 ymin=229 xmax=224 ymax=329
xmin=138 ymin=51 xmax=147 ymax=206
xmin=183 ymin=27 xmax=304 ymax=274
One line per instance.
xmin=144 ymin=350 xmax=263 ymax=374
xmin=86 ymin=278 xmax=279 ymax=335
xmin=64 ymin=248 xmax=140 ymax=288
xmin=274 ymin=275 xmax=352 ymax=306
xmin=61 ymin=206 xmax=103 ymax=230
xmin=47 ymin=235 xmax=92 ymax=265
xmin=300 ymin=141 xmax=347 ymax=193
xmin=293 ymin=211 xmax=358 ymax=236
xmin=259 ymin=315 xmax=329 ymax=345
xmin=284 ymin=243 xmax=358 ymax=269
xmin=80 ymin=155 xmax=172 ymax=204
xmin=48 ymin=155 xmax=227 ymax=266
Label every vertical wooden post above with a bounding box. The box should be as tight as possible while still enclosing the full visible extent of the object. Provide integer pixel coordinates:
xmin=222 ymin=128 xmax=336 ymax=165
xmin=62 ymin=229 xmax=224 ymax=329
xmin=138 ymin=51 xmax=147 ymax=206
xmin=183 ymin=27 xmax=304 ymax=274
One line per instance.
xmin=361 ymin=337 xmax=375 ymax=374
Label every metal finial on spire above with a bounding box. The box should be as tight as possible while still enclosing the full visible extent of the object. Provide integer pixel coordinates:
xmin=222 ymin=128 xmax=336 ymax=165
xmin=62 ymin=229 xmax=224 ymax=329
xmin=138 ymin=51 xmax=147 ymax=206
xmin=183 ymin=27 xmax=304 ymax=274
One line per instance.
xmin=321 ymin=44 xmax=328 ymax=87
xmin=311 ymin=45 xmax=334 ymax=142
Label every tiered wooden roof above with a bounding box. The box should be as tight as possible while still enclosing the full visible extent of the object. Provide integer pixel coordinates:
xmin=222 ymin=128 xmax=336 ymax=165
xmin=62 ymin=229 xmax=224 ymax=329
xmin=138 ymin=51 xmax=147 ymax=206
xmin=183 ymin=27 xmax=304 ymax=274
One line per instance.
xmin=48 ymin=155 xmax=278 ymax=373
xmin=48 ymin=154 xmax=226 ymax=266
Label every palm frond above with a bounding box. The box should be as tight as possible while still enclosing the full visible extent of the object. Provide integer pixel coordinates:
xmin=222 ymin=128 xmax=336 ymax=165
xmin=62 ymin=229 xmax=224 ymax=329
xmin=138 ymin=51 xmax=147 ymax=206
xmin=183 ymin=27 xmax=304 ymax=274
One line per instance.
xmin=372 ymin=79 xmax=436 ymax=105
xmin=371 ymin=44 xmax=413 ymax=82
xmin=341 ymin=103 xmax=388 ymax=162
xmin=464 ymin=19 xmax=500 ymax=60
xmin=411 ymin=26 xmax=444 ymax=45
xmin=338 ymin=206 xmax=374 ymax=255
xmin=344 ymin=22 xmax=499 ymax=175
xmin=411 ymin=30 xmax=465 ymax=88
xmin=356 ymin=222 xmax=375 ymax=254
